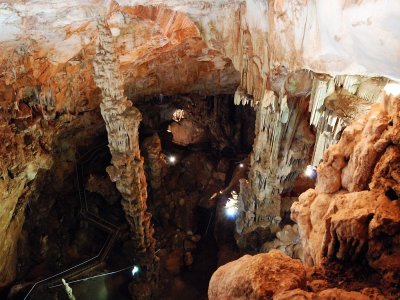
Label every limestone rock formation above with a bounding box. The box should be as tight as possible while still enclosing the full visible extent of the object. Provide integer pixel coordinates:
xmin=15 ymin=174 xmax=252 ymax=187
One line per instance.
xmin=208 ymin=250 xmax=307 ymax=300
xmin=0 ymin=154 xmax=52 ymax=287
xmin=274 ymin=288 xmax=384 ymax=300
xmin=308 ymin=76 xmax=387 ymax=167
xmin=209 ymin=251 xmax=389 ymax=300
xmin=0 ymin=0 xmax=400 ymax=297
xmin=292 ymin=94 xmax=400 ymax=275
xmin=260 ymin=224 xmax=303 ymax=260
xmin=86 ymin=174 xmax=121 ymax=205
xmin=142 ymin=134 xmax=167 ymax=191
xmin=92 ymin=19 xmax=157 ymax=298
xmin=170 ymin=119 xmax=207 ymax=146
xmin=235 ymin=90 xmax=315 ymax=248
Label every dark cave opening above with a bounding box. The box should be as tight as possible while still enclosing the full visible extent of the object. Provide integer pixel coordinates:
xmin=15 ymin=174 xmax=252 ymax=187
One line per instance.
xmin=136 ymin=94 xmax=254 ymax=299
xmin=9 ymin=93 xmax=255 ymax=300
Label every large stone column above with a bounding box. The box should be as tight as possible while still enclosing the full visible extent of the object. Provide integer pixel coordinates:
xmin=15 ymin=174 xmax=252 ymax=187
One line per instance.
xmin=93 ymin=19 xmax=158 ymax=299
xmin=236 ymin=89 xmax=314 ymax=249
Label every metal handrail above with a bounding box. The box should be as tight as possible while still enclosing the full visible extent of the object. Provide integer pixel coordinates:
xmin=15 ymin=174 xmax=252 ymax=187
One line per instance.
xmin=23 ymin=144 xmax=122 ymax=299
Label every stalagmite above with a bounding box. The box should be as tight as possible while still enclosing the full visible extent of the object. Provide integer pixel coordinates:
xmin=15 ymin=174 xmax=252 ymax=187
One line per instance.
xmin=0 ymin=1 xmax=399 ymax=298
xmin=236 ymin=88 xmax=314 ymax=249
xmin=142 ymin=134 xmax=166 ymax=191
xmin=92 ymin=19 xmax=158 ymax=299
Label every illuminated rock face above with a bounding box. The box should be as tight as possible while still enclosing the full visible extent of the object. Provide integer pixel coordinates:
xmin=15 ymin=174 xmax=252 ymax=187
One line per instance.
xmin=0 ymin=0 xmax=400 ymax=292
xmin=209 ymin=250 xmax=384 ymax=299
xmin=0 ymin=109 xmax=104 ymax=287
xmin=235 ymin=89 xmax=315 ymax=248
xmin=235 ymin=72 xmax=391 ymax=249
xmin=1 ymin=0 xmax=399 ymax=116
xmin=0 ymin=154 xmax=52 ymax=287
xmin=208 ymin=250 xmax=307 ymax=300
xmin=0 ymin=2 xmax=240 ymax=118
xmin=292 ymin=94 xmax=400 ymax=273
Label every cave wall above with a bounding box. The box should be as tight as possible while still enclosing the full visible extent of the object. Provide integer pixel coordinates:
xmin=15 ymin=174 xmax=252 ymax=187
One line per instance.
xmin=0 ymin=0 xmax=400 ymax=290
xmin=292 ymin=93 xmax=400 ymax=274
xmin=0 ymin=109 xmax=104 ymax=287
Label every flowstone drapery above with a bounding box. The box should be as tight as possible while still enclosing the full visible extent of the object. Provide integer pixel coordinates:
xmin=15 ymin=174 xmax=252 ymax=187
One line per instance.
xmin=235 ymin=89 xmax=314 ymax=248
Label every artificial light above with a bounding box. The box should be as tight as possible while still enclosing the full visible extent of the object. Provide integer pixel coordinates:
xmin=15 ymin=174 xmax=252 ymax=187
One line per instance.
xmin=305 ymin=165 xmax=317 ymax=179
xmin=225 ymin=191 xmax=239 ymax=219
xmin=172 ymin=109 xmax=185 ymax=122
xmin=132 ymin=265 xmax=140 ymax=276
xmin=225 ymin=206 xmax=237 ymax=218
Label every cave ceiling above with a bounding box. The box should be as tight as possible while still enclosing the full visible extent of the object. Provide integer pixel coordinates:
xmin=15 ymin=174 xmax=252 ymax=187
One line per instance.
xmin=1 ymin=0 xmax=399 ymax=117
xmin=0 ymin=0 xmax=400 ymax=296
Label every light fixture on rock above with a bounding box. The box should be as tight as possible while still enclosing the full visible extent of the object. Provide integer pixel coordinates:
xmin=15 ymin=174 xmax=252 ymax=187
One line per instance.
xmin=168 ymin=155 xmax=176 ymax=164
xmin=305 ymin=165 xmax=317 ymax=179
xmin=131 ymin=265 xmax=140 ymax=277
xmin=225 ymin=191 xmax=239 ymax=218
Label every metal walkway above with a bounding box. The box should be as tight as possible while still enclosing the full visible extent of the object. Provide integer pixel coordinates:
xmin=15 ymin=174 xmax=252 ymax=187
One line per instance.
xmin=23 ymin=144 xmax=123 ymax=299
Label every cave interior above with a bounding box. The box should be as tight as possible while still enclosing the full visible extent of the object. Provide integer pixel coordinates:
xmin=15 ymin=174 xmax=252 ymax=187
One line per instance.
xmin=0 ymin=1 xmax=399 ymax=300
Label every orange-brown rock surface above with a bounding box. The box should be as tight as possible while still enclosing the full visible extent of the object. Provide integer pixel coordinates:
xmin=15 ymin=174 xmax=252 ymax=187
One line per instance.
xmin=1 ymin=0 xmax=400 ymax=295
xmin=0 ymin=2 xmax=240 ymax=123
xmin=0 ymin=108 xmax=104 ymax=287
xmin=208 ymin=250 xmax=390 ymax=300
xmin=274 ymin=288 xmax=384 ymax=300
xmin=208 ymin=250 xmax=307 ymax=300
xmin=292 ymin=94 xmax=400 ymax=275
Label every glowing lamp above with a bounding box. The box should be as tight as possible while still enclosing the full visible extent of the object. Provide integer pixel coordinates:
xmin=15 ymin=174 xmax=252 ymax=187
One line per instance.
xmin=132 ymin=265 xmax=140 ymax=276
xmin=225 ymin=206 xmax=238 ymax=218
xmin=384 ymin=83 xmax=400 ymax=96
xmin=239 ymin=163 xmax=244 ymax=168
xmin=305 ymin=165 xmax=317 ymax=179
xmin=225 ymin=191 xmax=239 ymax=219
xmin=168 ymin=156 xmax=176 ymax=164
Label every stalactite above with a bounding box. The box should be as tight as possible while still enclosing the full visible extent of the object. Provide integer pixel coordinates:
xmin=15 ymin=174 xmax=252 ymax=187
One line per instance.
xmin=234 ymin=87 xmax=255 ymax=106
xmin=334 ymin=75 xmax=363 ymax=94
xmin=236 ymin=89 xmax=314 ymax=248
xmin=92 ymin=19 xmax=158 ymax=299
xmin=309 ymin=75 xmax=386 ymax=166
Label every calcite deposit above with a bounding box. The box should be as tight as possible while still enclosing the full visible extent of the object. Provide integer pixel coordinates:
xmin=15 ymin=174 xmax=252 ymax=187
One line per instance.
xmin=235 ymin=90 xmax=315 ymax=248
xmin=0 ymin=0 xmax=399 ymax=299
xmin=93 ymin=19 xmax=158 ymax=298
xmin=208 ymin=250 xmax=307 ymax=300
xmin=292 ymin=95 xmax=400 ymax=274
xmin=142 ymin=134 xmax=166 ymax=191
